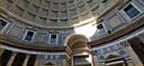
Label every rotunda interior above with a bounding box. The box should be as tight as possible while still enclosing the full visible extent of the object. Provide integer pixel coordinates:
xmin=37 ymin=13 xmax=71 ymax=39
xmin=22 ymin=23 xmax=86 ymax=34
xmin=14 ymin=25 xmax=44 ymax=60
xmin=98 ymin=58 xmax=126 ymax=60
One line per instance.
xmin=0 ymin=0 xmax=144 ymax=66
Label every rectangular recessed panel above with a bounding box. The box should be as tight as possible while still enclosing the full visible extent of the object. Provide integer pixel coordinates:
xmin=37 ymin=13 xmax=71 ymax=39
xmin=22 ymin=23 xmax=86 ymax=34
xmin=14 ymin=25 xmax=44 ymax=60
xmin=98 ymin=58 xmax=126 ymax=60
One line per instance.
xmin=8 ymin=25 xmax=23 ymax=38
xmin=0 ymin=20 xmax=7 ymax=30
xmin=24 ymin=31 xmax=34 ymax=41
xmin=108 ymin=15 xmax=123 ymax=30
xmin=50 ymin=34 xmax=57 ymax=44
xmin=37 ymin=33 xmax=47 ymax=43
xmin=124 ymin=4 xmax=140 ymax=18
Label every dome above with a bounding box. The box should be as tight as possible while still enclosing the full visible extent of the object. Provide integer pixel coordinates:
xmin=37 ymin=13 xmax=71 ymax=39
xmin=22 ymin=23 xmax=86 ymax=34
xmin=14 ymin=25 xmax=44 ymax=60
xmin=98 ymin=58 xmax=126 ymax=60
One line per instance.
xmin=1 ymin=0 xmax=101 ymax=28
xmin=0 ymin=0 xmax=144 ymax=66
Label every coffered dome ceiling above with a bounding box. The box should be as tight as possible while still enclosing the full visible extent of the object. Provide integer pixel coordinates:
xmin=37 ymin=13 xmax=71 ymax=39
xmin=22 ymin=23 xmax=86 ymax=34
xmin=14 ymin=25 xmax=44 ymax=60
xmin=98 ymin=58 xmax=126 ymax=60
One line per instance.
xmin=1 ymin=0 xmax=112 ymax=29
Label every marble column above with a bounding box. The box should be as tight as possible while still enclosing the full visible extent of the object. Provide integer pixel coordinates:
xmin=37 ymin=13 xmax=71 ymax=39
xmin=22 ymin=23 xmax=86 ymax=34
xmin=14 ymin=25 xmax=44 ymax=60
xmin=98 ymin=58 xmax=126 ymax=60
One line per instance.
xmin=6 ymin=52 xmax=16 ymax=66
xmin=34 ymin=56 xmax=39 ymax=66
xmin=23 ymin=54 xmax=30 ymax=66
xmin=0 ymin=49 xmax=4 ymax=56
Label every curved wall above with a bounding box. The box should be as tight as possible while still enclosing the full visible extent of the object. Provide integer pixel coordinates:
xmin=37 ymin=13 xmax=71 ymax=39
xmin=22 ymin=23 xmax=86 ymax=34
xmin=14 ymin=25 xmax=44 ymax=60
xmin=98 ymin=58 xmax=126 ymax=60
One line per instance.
xmin=0 ymin=0 xmax=144 ymax=66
